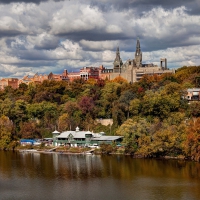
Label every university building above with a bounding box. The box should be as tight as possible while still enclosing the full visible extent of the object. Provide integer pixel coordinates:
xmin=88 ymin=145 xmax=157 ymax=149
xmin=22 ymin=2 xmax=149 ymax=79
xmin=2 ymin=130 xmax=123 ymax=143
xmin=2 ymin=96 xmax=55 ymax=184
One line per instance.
xmin=108 ymin=38 xmax=174 ymax=83
xmin=0 ymin=39 xmax=174 ymax=90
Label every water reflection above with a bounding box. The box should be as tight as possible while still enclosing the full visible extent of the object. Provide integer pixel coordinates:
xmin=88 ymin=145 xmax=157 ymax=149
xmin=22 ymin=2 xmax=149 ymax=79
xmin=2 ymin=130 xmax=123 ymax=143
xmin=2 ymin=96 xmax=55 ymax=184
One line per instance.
xmin=0 ymin=151 xmax=200 ymax=200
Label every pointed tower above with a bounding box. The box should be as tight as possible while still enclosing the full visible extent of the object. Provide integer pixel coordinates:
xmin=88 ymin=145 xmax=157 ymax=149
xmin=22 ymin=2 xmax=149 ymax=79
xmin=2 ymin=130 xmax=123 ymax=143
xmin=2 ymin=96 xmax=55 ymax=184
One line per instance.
xmin=113 ymin=47 xmax=123 ymax=73
xmin=135 ymin=38 xmax=142 ymax=68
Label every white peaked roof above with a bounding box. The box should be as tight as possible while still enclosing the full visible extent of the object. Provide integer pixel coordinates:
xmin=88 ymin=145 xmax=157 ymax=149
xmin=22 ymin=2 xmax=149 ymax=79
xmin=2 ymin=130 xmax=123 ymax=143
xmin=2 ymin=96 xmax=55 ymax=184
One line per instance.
xmin=56 ymin=130 xmax=123 ymax=141
xmin=187 ymin=88 xmax=200 ymax=92
xmin=92 ymin=136 xmax=123 ymax=141
xmin=52 ymin=130 xmax=60 ymax=134
xmin=56 ymin=130 xmax=93 ymax=139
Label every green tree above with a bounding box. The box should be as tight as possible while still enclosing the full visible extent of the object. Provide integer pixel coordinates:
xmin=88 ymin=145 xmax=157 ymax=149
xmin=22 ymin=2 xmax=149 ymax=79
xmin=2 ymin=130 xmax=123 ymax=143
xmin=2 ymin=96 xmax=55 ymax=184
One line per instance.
xmin=0 ymin=98 xmax=13 ymax=117
xmin=129 ymin=98 xmax=141 ymax=116
xmin=99 ymin=82 xmax=121 ymax=118
xmin=118 ymin=90 xmax=135 ymax=118
xmin=116 ymin=118 xmax=150 ymax=154
xmin=141 ymin=89 xmax=180 ymax=120
xmin=10 ymin=100 xmax=28 ymax=131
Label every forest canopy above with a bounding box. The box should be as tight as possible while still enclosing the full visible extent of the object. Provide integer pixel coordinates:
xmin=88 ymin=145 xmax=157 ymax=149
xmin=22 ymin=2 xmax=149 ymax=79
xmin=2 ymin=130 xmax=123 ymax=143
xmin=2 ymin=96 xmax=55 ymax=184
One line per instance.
xmin=1 ymin=66 xmax=200 ymax=161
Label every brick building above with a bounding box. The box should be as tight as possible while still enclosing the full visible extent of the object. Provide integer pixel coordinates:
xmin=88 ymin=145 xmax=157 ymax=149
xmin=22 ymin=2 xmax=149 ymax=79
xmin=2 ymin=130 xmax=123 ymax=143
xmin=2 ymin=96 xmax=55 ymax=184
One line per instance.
xmin=0 ymin=78 xmax=19 ymax=90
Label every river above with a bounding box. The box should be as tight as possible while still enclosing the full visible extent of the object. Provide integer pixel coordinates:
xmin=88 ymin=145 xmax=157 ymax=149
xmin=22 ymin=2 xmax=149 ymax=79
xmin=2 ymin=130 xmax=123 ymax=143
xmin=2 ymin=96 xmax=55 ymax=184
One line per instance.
xmin=0 ymin=151 xmax=200 ymax=200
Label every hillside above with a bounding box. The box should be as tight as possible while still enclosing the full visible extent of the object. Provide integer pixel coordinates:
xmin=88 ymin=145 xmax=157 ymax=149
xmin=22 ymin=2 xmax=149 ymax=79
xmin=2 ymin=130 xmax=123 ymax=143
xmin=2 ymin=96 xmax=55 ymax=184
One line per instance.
xmin=1 ymin=66 xmax=200 ymax=161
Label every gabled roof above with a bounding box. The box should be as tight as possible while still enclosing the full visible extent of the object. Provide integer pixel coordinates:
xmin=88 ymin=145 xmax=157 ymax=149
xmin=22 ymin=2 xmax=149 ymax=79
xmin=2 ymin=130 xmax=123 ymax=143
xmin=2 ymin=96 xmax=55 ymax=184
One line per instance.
xmin=187 ymin=88 xmax=200 ymax=92
xmin=56 ymin=130 xmax=123 ymax=141
xmin=92 ymin=136 xmax=123 ymax=141
xmin=56 ymin=131 xmax=93 ymax=139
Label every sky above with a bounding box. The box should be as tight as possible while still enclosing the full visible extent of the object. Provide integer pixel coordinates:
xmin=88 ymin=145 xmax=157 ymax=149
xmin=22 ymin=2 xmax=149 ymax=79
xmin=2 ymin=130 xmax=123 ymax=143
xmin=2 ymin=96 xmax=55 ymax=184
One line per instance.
xmin=0 ymin=0 xmax=200 ymax=78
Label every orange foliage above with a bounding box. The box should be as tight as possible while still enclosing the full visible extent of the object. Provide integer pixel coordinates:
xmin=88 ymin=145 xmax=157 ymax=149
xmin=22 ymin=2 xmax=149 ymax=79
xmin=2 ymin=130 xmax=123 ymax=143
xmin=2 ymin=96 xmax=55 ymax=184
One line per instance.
xmin=184 ymin=118 xmax=200 ymax=161
xmin=112 ymin=76 xmax=128 ymax=84
xmin=86 ymin=78 xmax=96 ymax=85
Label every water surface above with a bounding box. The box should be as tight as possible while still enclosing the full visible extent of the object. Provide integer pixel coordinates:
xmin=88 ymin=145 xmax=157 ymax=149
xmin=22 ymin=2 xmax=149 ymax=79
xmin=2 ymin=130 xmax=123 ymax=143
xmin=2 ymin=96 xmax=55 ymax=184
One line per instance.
xmin=0 ymin=151 xmax=200 ymax=200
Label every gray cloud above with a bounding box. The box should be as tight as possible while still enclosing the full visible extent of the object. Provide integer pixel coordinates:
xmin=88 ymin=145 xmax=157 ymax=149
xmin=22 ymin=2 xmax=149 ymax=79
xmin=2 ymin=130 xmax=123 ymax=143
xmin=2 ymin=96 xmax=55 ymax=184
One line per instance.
xmin=0 ymin=0 xmax=53 ymax=4
xmin=0 ymin=0 xmax=199 ymax=78
xmin=91 ymin=0 xmax=200 ymax=14
xmin=0 ymin=0 xmax=47 ymax=4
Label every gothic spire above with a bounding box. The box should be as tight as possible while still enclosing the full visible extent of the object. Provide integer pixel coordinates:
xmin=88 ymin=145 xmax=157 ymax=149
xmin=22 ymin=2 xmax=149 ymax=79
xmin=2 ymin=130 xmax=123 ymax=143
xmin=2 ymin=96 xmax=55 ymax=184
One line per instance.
xmin=136 ymin=38 xmax=140 ymax=51
xmin=115 ymin=46 xmax=120 ymax=62
xmin=113 ymin=46 xmax=123 ymax=72
xmin=135 ymin=38 xmax=142 ymax=67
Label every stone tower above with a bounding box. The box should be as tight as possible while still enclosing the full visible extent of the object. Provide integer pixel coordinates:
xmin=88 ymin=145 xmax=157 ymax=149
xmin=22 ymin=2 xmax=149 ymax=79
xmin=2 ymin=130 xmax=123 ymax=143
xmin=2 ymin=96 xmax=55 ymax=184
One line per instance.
xmin=113 ymin=47 xmax=123 ymax=73
xmin=135 ymin=38 xmax=142 ymax=68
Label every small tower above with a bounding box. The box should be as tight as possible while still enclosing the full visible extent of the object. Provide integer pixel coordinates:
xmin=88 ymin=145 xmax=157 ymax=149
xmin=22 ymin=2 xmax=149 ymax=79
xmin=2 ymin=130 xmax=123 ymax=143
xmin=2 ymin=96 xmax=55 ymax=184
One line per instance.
xmin=160 ymin=58 xmax=167 ymax=70
xmin=135 ymin=38 xmax=142 ymax=68
xmin=52 ymin=130 xmax=60 ymax=146
xmin=113 ymin=47 xmax=123 ymax=73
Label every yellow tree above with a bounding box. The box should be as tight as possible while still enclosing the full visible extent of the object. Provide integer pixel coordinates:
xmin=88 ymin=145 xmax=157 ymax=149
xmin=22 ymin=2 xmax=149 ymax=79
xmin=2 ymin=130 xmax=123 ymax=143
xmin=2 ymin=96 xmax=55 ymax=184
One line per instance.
xmin=87 ymin=78 xmax=96 ymax=86
xmin=58 ymin=113 xmax=70 ymax=132
xmin=112 ymin=76 xmax=128 ymax=84
xmin=0 ymin=115 xmax=13 ymax=150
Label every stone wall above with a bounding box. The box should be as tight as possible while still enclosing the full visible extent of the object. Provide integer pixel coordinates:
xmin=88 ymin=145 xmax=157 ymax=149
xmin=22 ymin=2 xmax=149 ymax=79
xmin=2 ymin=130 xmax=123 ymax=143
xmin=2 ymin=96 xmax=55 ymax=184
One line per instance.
xmin=96 ymin=119 xmax=113 ymax=126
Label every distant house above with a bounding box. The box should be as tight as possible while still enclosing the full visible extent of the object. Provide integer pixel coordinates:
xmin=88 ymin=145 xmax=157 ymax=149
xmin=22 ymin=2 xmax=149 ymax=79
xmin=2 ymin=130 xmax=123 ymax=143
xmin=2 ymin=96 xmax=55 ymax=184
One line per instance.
xmin=52 ymin=127 xmax=123 ymax=147
xmin=185 ymin=88 xmax=200 ymax=101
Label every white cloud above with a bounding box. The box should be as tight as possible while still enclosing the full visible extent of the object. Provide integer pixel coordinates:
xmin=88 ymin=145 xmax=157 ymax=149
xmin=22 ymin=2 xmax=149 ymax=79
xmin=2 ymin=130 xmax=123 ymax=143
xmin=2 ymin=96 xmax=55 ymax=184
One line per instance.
xmin=80 ymin=40 xmax=119 ymax=50
xmin=0 ymin=16 xmax=27 ymax=33
xmin=106 ymin=25 xmax=122 ymax=33
xmin=142 ymin=45 xmax=200 ymax=68
xmin=50 ymin=4 xmax=106 ymax=35
xmin=102 ymin=50 xmax=115 ymax=62
xmin=27 ymin=33 xmax=59 ymax=49
xmin=132 ymin=6 xmax=200 ymax=42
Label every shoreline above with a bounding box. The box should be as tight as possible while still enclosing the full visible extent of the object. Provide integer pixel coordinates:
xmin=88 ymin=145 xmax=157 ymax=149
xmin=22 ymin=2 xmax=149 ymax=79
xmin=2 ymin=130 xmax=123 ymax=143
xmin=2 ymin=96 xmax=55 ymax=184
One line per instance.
xmin=16 ymin=148 xmax=190 ymax=161
xmin=18 ymin=149 xmax=96 ymax=155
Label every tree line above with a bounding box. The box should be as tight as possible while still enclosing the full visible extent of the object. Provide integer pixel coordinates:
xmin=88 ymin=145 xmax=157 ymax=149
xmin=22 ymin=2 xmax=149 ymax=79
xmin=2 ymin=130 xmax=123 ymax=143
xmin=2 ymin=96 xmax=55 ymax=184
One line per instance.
xmin=1 ymin=65 xmax=200 ymax=161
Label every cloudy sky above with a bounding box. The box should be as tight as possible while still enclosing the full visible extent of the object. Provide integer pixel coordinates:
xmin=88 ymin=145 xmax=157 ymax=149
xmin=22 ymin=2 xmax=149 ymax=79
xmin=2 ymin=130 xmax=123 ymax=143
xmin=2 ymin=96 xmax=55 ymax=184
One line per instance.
xmin=0 ymin=0 xmax=200 ymax=78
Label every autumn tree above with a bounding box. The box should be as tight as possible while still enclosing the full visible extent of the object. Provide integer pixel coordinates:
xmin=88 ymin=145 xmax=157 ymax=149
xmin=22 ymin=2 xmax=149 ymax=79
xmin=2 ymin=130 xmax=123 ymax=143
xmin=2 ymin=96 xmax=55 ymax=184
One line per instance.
xmin=188 ymin=102 xmax=200 ymax=117
xmin=116 ymin=118 xmax=151 ymax=154
xmin=78 ymin=96 xmax=95 ymax=115
xmin=175 ymin=66 xmax=200 ymax=84
xmin=19 ymin=121 xmax=41 ymax=139
xmin=184 ymin=118 xmax=200 ymax=161
xmin=129 ymin=98 xmax=141 ymax=116
xmin=141 ymin=88 xmax=181 ymax=120
xmin=0 ymin=115 xmax=13 ymax=150
xmin=58 ymin=113 xmax=70 ymax=132
xmin=112 ymin=76 xmax=128 ymax=84
xmin=63 ymin=101 xmax=82 ymax=130
xmin=99 ymin=82 xmax=121 ymax=118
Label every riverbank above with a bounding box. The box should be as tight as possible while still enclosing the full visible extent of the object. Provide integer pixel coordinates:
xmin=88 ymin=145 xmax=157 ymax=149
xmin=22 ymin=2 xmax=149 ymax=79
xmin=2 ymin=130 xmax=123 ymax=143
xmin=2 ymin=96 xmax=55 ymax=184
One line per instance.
xmin=16 ymin=145 xmax=94 ymax=154
xmin=14 ymin=146 xmax=189 ymax=161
